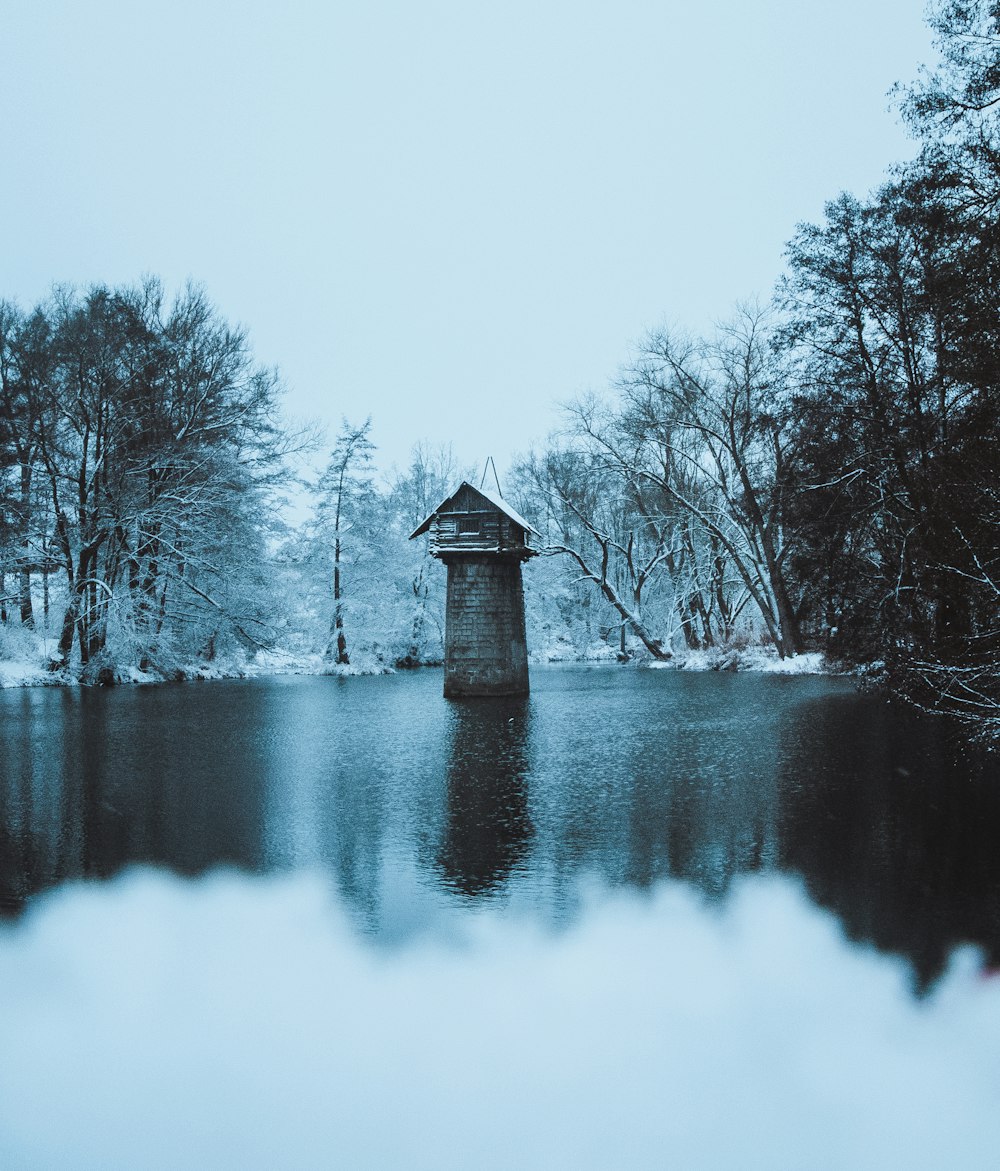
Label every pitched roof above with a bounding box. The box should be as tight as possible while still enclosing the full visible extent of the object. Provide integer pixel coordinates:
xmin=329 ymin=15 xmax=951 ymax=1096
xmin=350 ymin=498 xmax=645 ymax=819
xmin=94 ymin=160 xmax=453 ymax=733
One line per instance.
xmin=409 ymin=481 xmax=539 ymax=540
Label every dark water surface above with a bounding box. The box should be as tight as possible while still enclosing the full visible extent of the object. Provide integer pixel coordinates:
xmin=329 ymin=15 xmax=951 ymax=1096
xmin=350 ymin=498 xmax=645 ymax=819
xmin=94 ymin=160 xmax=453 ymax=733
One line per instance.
xmin=2 ymin=666 xmax=998 ymax=985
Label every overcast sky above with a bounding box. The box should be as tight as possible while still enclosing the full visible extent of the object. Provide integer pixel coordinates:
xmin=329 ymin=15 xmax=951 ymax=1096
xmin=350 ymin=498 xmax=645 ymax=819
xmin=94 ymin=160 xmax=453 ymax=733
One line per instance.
xmin=2 ymin=2 xmax=934 ymax=484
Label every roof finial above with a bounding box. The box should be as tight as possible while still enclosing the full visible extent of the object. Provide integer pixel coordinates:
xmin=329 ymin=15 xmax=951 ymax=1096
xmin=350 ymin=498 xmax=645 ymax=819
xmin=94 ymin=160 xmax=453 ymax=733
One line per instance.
xmin=479 ymin=455 xmax=503 ymax=498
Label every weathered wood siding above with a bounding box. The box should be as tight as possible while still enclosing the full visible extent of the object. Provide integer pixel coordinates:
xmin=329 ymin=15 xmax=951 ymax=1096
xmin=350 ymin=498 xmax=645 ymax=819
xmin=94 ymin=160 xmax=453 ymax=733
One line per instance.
xmin=415 ymin=482 xmax=535 ymax=696
xmin=429 ymin=486 xmax=531 ymax=555
xmin=442 ymin=554 xmax=529 ymax=697
xmin=429 ymin=514 xmax=527 ymax=554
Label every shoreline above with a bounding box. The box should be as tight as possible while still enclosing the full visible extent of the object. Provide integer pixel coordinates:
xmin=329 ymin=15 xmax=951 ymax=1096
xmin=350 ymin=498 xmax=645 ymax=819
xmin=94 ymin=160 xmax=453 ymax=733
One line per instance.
xmin=0 ymin=645 xmax=855 ymax=690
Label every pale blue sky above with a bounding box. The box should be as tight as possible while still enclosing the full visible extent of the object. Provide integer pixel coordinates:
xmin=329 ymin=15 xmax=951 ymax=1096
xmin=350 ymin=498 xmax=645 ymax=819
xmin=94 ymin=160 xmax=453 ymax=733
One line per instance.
xmin=2 ymin=1 xmax=933 ymax=481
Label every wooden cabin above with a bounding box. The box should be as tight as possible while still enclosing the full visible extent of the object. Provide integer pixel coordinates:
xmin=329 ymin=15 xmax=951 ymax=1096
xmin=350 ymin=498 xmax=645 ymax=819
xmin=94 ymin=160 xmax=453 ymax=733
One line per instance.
xmin=410 ymin=480 xmax=538 ymax=696
xmin=409 ymin=482 xmax=539 ymax=560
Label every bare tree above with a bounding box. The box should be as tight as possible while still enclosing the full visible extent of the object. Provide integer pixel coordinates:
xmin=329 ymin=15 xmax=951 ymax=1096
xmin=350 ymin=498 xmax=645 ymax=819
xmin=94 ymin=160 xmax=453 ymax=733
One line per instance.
xmin=517 ymin=447 xmax=676 ymax=659
xmin=389 ymin=442 xmax=455 ymax=664
xmin=0 ymin=280 xmax=291 ymax=677
xmin=317 ymin=418 xmax=375 ymax=666
xmin=575 ymin=305 xmax=803 ymax=658
xmin=0 ymin=301 xmax=54 ymax=630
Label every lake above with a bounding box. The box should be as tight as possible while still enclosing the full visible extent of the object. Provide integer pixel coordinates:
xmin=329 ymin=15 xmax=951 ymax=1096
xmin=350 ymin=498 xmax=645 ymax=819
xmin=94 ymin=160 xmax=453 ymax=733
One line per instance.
xmin=2 ymin=665 xmax=998 ymax=988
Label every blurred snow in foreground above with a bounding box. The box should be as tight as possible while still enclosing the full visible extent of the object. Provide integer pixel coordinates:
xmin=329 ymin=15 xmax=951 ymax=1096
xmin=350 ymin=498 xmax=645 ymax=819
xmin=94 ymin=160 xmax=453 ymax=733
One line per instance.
xmin=0 ymin=871 xmax=996 ymax=1170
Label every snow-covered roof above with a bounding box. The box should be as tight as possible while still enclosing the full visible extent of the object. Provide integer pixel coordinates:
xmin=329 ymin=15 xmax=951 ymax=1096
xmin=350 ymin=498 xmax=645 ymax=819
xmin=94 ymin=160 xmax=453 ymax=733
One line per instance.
xmin=409 ymin=481 xmax=540 ymax=540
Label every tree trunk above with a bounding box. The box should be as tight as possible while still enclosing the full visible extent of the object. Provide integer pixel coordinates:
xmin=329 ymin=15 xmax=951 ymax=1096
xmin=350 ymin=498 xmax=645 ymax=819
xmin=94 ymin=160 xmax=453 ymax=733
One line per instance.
xmin=18 ymin=462 xmax=34 ymax=627
xmin=57 ymin=599 xmax=76 ymax=666
xmin=408 ymin=567 xmax=428 ymax=661
xmin=18 ymin=568 xmax=33 ymax=627
xmin=712 ymin=553 xmax=731 ymax=643
xmin=677 ymin=595 xmax=700 ymax=651
xmin=770 ymin=571 xmax=803 ymax=658
xmin=328 ymin=535 xmax=350 ymax=665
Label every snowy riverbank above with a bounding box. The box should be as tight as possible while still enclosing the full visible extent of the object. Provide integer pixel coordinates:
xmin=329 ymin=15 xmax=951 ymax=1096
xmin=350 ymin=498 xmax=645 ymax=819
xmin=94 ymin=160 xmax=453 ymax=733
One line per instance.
xmin=1 ymin=621 xmax=847 ymax=690
xmin=0 ymin=657 xmax=403 ymax=689
xmin=0 ymin=632 xmax=396 ymax=690
xmin=531 ymin=638 xmax=840 ymax=676
xmin=0 ymin=645 xmax=846 ymax=689
xmin=658 ymin=647 xmax=833 ymax=674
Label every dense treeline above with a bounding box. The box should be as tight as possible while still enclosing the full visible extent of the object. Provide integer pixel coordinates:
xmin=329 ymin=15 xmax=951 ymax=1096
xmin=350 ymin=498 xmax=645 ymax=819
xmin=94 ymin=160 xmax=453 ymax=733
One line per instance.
xmin=0 ymin=279 xmax=291 ymax=679
xmin=2 ymin=2 xmax=999 ymax=739
xmin=279 ymin=434 xmax=454 ymax=671
xmin=0 ymin=285 xmax=453 ymax=679
xmin=515 ymin=306 xmax=804 ymax=662
xmin=516 ymin=1 xmax=1000 ymax=735
xmin=792 ymin=0 xmax=1000 ymax=732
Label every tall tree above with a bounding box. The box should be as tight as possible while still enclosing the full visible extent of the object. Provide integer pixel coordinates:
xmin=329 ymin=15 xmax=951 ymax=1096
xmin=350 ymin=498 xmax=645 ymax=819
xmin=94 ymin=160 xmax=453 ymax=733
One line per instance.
xmin=0 ymin=279 xmax=290 ymax=677
xmin=516 ymin=446 xmax=678 ymax=658
xmin=317 ymin=418 xmax=375 ymax=666
xmin=388 ymin=442 xmax=454 ymax=665
xmin=566 ymin=307 xmax=803 ymax=658
xmin=782 ymin=59 xmax=1000 ymax=711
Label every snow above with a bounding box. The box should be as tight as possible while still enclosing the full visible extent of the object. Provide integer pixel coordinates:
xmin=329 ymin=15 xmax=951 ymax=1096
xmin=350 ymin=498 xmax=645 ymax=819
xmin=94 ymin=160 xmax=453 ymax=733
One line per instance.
xmin=411 ymin=481 xmax=540 ymax=539
xmin=0 ymin=645 xmax=395 ymax=690
xmin=0 ymin=869 xmax=996 ymax=1170
xmin=0 ymin=657 xmax=55 ymax=688
xmin=747 ymin=649 xmax=828 ymax=674
xmin=532 ymin=637 xmax=620 ymax=663
xmin=472 ymin=483 xmax=540 ymax=536
xmin=651 ymin=648 xmax=833 ymax=674
xmin=0 ymin=625 xmax=63 ymax=688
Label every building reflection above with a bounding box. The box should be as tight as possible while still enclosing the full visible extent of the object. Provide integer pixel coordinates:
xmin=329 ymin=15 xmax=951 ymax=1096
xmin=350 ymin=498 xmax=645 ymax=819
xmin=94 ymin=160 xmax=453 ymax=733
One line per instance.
xmin=435 ymin=697 xmax=534 ymax=898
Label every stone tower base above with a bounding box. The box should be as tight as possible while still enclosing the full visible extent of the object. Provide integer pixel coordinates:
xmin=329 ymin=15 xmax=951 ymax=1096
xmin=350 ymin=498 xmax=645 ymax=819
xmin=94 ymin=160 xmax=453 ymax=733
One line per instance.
xmin=442 ymin=554 xmax=530 ymax=697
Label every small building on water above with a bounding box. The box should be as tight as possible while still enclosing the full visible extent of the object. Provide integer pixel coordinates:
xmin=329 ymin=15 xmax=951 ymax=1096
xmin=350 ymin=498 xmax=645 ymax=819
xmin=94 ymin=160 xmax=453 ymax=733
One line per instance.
xmin=410 ymin=481 xmax=538 ymax=697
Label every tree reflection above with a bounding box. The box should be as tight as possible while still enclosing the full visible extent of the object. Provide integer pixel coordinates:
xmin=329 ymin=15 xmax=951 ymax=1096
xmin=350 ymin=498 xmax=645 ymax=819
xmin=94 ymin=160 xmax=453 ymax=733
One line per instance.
xmin=775 ymin=692 xmax=1000 ymax=989
xmin=0 ymin=683 xmax=276 ymax=917
xmin=436 ymin=698 xmax=534 ymax=897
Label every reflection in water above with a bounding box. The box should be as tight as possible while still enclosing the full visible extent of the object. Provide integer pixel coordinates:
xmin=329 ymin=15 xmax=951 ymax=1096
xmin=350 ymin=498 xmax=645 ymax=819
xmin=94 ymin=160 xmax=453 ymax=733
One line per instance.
xmin=525 ymin=673 xmax=787 ymax=904
xmin=436 ymin=698 xmax=533 ymax=898
xmin=630 ymin=709 xmax=781 ymax=899
xmin=0 ymin=684 xmax=274 ymax=911
xmin=1 ymin=668 xmax=999 ymax=988
xmin=776 ymin=692 xmax=1000 ymax=988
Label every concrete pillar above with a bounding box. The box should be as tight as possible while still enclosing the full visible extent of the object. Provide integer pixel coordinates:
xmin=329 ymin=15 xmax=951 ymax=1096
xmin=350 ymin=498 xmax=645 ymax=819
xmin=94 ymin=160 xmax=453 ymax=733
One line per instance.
xmin=441 ymin=553 xmax=530 ymax=697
